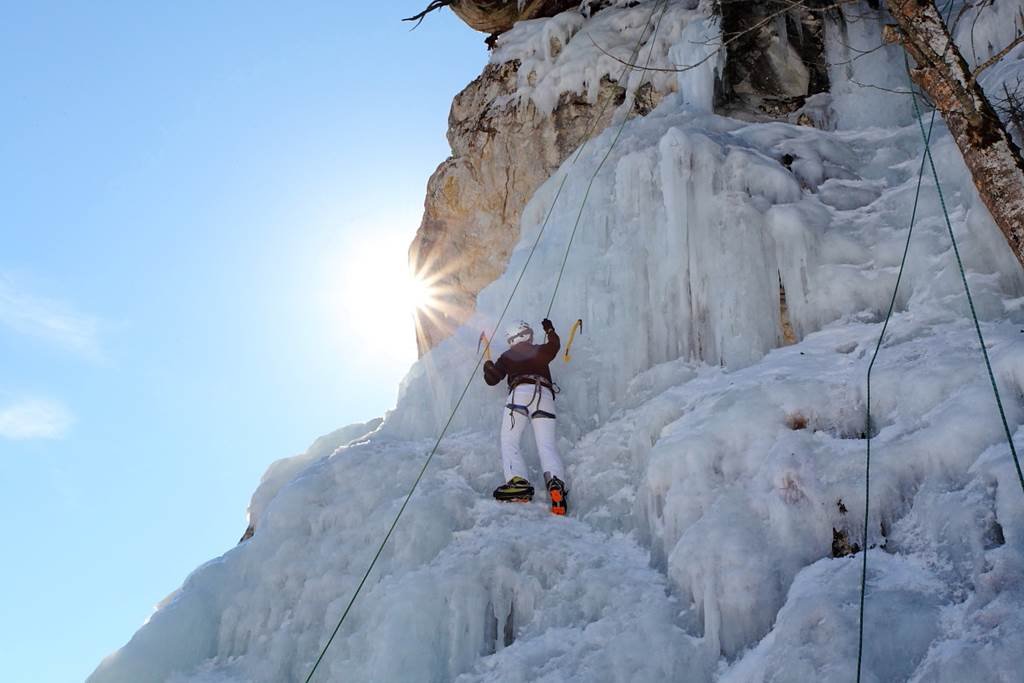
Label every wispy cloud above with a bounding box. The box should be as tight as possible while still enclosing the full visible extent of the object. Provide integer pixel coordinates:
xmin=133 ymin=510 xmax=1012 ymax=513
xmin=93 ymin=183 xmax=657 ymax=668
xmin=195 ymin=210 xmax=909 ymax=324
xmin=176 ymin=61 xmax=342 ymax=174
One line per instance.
xmin=0 ymin=273 xmax=101 ymax=358
xmin=0 ymin=397 xmax=74 ymax=440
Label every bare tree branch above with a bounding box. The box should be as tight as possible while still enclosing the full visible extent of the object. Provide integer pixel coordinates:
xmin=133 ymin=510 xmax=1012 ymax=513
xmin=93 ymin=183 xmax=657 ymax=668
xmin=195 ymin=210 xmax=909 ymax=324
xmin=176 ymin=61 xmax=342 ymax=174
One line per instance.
xmin=966 ymin=0 xmax=996 ymax=65
xmin=953 ymin=0 xmax=978 ymax=36
xmin=848 ymin=78 xmax=918 ymax=96
xmin=403 ymin=0 xmax=454 ymax=30
xmin=828 ymin=40 xmax=890 ymax=67
xmin=971 ymin=32 xmax=1024 ymax=83
xmin=994 ymin=77 xmax=1024 ymax=142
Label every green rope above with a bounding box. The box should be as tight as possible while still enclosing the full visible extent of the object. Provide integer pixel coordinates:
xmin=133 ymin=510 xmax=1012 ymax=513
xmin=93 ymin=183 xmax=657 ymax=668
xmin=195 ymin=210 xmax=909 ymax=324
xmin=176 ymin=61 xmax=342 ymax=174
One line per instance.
xmin=857 ymin=12 xmax=1024 ymax=675
xmin=855 ymin=98 xmax=938 ymax=683
xmin=547 ymin=0 xmax=671 ymax=317
xmin=301 ymin=3 xmax=671 ymax=679
xmin=911 ymin=84 xmax=1024 ymax=496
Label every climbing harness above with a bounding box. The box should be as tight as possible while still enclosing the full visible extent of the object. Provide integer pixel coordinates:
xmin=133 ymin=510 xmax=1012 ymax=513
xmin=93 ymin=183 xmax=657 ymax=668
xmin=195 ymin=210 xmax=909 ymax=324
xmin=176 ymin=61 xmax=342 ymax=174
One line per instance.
xmin=506 ymin=375 xmax=558 ymax=428
xmin=508 ymin=373 xmax=556 ymax=393
xmin=301 ymin=2 xmax=670 ymax=680
xmin=563 ymin=319 xmax=584 ymax=362
xmin=856 ymin=9 xmax=1024 ymax=677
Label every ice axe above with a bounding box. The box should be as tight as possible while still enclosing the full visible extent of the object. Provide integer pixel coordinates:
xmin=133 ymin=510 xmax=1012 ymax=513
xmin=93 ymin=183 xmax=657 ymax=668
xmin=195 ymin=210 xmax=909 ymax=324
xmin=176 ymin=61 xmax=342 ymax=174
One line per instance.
xmin=562 ymin=319 xmax=583 ymax=363
xmin=477 ymin=331 xmax=492 ymax=362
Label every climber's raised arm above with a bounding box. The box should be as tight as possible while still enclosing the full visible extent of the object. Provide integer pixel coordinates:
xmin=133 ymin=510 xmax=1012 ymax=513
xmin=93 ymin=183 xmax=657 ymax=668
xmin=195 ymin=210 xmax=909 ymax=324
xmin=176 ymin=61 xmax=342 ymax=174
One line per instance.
xmin=538 ymin=318 xmax=560 ymax=362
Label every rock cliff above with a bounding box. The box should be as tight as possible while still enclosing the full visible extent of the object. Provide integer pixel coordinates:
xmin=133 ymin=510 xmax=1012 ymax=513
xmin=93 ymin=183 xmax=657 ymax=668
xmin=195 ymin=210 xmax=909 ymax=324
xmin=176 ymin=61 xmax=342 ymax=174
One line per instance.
xmin=450 ymin=0 xmax=580 ymax=35
xmin=410 ymin=62 xmax=650 ymax=352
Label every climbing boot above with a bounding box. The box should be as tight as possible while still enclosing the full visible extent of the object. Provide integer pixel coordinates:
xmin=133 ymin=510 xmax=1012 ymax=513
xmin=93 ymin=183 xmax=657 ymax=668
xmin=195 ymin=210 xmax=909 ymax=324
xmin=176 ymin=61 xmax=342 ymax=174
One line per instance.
xmin=546 ymin=476 xmax=567 ymax=516
xmin=493 ymin=476 xmax=534 ymax=503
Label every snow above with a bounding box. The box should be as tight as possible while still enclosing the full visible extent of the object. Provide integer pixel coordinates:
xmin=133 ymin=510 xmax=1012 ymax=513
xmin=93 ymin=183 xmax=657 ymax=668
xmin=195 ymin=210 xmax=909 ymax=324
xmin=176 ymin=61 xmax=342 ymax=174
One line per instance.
xmin=968 ymin=0 xmax=1024 ymax=147
xmin=245 ymin=417 xmax=382 ymax=531
xmin=953 ymin=0 xmax=1024 ymax=71
xmin=491 ymin=0 xmax=704 ymax=116
xmin=89 ymin=2 xmax=1024 ymax=682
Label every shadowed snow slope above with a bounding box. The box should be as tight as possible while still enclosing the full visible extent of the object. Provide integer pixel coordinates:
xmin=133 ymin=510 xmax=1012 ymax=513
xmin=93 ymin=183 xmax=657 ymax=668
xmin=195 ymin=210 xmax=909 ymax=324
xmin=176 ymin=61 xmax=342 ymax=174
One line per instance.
xmin=90 ymin=2 xmax=1024 ymax=681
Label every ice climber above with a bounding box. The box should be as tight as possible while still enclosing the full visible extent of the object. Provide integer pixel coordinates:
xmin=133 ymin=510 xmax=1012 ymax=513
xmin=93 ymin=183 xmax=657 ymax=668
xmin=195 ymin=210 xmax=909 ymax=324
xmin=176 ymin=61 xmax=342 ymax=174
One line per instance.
xmin=483 ymin=318 xmax=568 ymax=515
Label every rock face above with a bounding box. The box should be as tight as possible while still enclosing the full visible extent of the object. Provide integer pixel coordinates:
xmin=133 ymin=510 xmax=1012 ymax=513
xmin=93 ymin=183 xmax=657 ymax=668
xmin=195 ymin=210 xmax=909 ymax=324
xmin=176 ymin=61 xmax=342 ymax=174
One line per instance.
xmin=716 ymin=0 xmax=830 ymax=117
xmin=449 ymin=0 xmax=580 ymax=35
xmin=411 ymin=61 xmax=654 ymax=353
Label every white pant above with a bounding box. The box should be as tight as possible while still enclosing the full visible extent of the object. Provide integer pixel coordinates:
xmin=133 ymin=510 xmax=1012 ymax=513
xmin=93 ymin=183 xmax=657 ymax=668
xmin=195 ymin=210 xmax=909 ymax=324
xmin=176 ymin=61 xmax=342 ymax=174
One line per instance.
xmin=501 ymin=383 xmax=565 ymax=483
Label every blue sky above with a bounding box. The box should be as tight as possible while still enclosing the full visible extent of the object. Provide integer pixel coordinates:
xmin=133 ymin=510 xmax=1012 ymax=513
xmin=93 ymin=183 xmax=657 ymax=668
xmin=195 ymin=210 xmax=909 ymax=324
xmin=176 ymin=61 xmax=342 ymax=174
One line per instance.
xmin=0 ymin=3 xmax=483 ymax=681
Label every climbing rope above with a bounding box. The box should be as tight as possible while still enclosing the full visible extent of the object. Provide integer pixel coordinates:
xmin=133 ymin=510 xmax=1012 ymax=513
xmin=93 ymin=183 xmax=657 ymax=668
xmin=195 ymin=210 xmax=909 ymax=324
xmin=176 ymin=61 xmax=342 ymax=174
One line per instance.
xmin=302 ymin=2 xmax=670 ymax=680
xmin=856 ymin=13 xmax=1024 ymax=677
xmin=855 ymin=93 xmax=937 ymax=683
xmin=912 ymin=89 xmax=1024 ymax=497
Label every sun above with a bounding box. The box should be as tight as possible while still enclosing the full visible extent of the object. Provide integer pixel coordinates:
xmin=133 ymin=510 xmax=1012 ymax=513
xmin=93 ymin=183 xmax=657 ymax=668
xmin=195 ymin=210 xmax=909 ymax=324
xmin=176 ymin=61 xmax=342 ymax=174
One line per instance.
xmin=404 ymin=270 xmax=437 ymax=314
xmin=334 ymin=233 xmax=442 ymax=363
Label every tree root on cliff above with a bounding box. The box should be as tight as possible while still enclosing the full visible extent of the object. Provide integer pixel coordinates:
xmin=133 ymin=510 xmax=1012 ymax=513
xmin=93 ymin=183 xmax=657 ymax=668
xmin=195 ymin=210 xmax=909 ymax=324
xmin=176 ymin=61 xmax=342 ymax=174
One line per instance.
xmin=403 ymin=0 xmax=454 ymax=30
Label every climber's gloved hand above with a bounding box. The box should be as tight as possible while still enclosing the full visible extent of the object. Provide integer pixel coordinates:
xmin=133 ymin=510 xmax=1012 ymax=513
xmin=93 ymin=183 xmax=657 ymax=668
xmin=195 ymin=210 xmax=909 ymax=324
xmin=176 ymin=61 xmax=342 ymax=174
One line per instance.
xmin=541 ymin=318 xmax=555 ymax=333
xmin=483 ymin=360 xmax=503 ymax=385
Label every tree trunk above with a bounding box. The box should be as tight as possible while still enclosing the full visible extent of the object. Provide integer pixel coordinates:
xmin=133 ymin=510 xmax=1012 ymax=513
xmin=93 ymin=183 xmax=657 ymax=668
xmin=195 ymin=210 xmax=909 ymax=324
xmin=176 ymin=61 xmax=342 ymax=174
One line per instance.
xmin=887 ymin=0 xmax=1024 ymax=273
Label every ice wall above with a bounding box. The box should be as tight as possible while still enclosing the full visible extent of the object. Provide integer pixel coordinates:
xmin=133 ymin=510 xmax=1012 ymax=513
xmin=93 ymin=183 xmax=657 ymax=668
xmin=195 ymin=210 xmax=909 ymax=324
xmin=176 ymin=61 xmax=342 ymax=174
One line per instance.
xmin=89 ymin=2 xmax=1024 ymax=682
xmin=385 ymin=84 xmax=1022 ymax=446
xmin=245 ymin=417 xmax=382 ymax=530
xmin=824 ymin=3 xmax=916 ymax=130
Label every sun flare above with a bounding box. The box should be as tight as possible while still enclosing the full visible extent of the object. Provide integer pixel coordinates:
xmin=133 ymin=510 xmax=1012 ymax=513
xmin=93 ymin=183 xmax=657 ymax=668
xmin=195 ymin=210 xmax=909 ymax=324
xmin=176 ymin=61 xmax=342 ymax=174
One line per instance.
xmin=405 ymin=270 xmax=437 ymax=314
xmin=335 ymin=233 xmax=444 ymax=363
